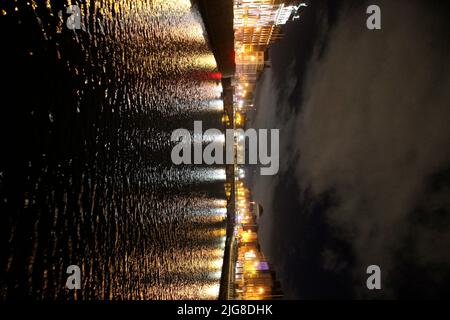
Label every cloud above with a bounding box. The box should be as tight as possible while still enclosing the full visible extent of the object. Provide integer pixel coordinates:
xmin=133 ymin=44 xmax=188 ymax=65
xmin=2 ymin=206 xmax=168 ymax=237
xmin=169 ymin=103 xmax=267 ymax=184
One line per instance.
xmin=251 ymin=0 xmax=450 ymax=298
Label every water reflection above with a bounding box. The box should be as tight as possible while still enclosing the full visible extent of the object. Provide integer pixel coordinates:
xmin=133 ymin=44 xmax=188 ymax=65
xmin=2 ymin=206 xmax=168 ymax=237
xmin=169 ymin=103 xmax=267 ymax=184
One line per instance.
xmin=0 ymin=0 xmax=226 ymax=299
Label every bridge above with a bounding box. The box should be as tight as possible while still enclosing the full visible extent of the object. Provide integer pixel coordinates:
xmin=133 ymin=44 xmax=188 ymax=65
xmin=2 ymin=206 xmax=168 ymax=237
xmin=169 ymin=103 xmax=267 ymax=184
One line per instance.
xmin=192 ymin=0 xmax=236 ymax=78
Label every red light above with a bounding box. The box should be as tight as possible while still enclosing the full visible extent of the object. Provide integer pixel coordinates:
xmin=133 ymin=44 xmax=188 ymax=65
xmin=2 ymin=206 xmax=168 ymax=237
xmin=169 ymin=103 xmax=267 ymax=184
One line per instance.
xmin=211 ymin=72 xmax=222 ymax=80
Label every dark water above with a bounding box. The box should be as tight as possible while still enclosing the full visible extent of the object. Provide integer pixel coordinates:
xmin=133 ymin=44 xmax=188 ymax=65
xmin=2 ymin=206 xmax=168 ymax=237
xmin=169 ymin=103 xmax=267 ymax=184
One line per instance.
xmin=0 ymin=0 xmax=226 ymax=299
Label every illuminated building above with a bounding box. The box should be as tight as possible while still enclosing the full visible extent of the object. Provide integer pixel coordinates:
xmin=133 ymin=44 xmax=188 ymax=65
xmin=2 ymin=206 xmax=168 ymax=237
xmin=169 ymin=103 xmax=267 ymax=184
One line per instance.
xmin=234 ymin=0 xmax=304 ymax=50
xmin=235 ymin=51 xmax=265 ymax=76
xmin=233 ymin=1 xmax=306 ymax=113
xmin=227 ymin=0 xmax=302 ymax=299
xmin=232 ymin=180 xmax=284 ymax=300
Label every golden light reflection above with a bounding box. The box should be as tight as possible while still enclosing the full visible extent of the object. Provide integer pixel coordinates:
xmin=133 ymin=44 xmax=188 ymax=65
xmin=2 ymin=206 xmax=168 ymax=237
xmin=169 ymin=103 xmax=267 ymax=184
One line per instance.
xmin=194 ymin=54 xmax=218 ymax=70
xmin=213 ymin=199 xmax=227 ymax=207
xmin=213 ymin=248 xmax=224 ymax=258
xmin=209 ymin=258 xmax=223 ymax=270
xmin=203 ymin=283 xmax=220 ymax=299
xmin=212 ymin=228 xmax=227 ymax=237
xmin=3 ymin=0 xmax=229 ymax=301
xmin=209 ymin=270 xmax=222 ymax=280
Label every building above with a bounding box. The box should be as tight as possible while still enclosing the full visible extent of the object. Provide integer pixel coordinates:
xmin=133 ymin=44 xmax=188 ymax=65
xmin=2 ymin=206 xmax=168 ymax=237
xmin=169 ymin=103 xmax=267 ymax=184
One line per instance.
xmin=233 ymin=0 xmax=306 ymax=114
xmin=233 ymin=180 xmax=283 ymax=299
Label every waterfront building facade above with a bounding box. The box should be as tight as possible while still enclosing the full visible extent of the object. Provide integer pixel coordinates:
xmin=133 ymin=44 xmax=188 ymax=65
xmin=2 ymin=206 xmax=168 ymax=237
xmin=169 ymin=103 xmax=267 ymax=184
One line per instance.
xmin=233 ymin=0 xmax=306 ymax=114
xmin=233 ymin=181 xmax=283 ymax=299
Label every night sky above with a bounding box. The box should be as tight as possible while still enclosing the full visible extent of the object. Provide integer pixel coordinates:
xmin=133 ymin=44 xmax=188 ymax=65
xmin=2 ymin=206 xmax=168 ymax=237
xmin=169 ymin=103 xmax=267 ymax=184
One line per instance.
xmin=249 ymin=0 xmax=450 ymax=299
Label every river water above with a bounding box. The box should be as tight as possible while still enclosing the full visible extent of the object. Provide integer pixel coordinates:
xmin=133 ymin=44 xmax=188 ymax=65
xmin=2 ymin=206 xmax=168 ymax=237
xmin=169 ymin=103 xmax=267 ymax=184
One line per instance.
xmin=0 ymin=0 xmax=226 ymax=299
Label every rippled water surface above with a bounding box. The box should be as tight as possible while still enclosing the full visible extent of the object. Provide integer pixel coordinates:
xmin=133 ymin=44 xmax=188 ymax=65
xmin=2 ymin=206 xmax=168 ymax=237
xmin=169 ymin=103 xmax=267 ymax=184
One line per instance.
xmin=0 ymin=0 xmax=226 ymax=299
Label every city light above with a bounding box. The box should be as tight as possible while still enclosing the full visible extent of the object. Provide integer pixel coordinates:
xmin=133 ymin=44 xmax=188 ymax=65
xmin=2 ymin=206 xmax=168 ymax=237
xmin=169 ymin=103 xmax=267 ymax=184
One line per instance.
xmin=209 ymin=99 xmax=224 ymax=111
xmin=208 ymin=0 xmax=305 ymax=301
